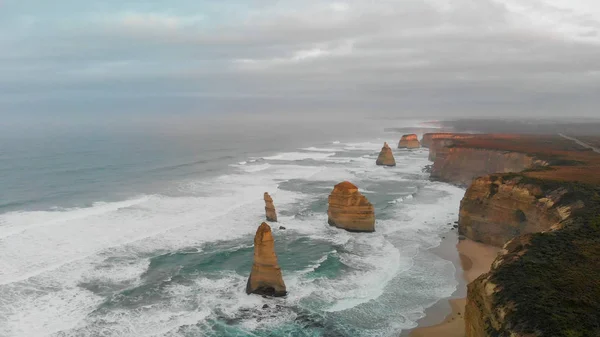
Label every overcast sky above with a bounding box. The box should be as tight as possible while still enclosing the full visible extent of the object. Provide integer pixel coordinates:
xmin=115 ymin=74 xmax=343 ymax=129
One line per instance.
xmin=1 ymin=0 xmax=599 ymax=118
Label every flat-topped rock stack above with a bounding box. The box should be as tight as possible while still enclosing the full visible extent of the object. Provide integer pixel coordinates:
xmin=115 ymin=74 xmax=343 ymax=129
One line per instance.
xmin=376 ymin=142 xmax=396 ymax=166
xmin=398 ymin=134 xmax=420 ymax=149
xmin=246 ymin=223 xmax=287 ymax=297
xmin=327 ymin=181 xmax=375 ymax=232
xmin=264 ymin=192 xmax=277 ymax=222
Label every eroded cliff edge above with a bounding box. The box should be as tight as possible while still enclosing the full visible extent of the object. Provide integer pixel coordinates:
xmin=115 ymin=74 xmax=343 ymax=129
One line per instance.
xmin=458 ymin=175 xmax=584 ymax=247
xmin=428 ymin=133 xmax=600 ymax=337
xmin=466 ymin=205 xmax=600 ymax=337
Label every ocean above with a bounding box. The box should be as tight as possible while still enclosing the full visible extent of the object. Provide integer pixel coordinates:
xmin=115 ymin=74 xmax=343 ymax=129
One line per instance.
xmin=0 ymin=115 xmax=463 ymax=337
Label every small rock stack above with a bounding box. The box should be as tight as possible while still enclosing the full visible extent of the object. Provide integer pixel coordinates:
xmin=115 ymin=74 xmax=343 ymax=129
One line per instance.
xmin=264 ymin=192 xmax=277 ymax=222
xmin=246 ymin=223 xmax=287 ymax=297
xmin=398 ymin=134 xmax=420 ymax=149
xmin=376 ymin=142 xmax=396 ymax=166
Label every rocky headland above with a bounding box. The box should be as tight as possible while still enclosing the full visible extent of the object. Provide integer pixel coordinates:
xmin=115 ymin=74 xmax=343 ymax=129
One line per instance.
xmin=398 ymin=134 xmax=421 ymax=149
xmin=264 ymin=192 xmax=277 ymax=222
xmin=376 ymin=142 xmax=396 ymax=166
xmin=246 ymin=222 xmax=287 ymax=297
xmin=421 ymin=133 xmax=468 ymax=149
xmin=458 ymin=175 xmax=584 ymax=247
xmin=421 ymin=132 xmax=600 ymax=337
xmin=327 ymin=181 xmax=375 ymax=232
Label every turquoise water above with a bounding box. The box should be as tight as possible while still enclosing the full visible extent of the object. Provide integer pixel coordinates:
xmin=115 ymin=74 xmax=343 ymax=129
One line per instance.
xmin=0 ymin=118 xmax=463 ymax=336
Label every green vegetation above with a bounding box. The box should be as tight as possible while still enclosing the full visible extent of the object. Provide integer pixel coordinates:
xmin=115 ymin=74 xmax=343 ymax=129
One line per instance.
xmin=488 ymin=182 xmax=600 ymax=337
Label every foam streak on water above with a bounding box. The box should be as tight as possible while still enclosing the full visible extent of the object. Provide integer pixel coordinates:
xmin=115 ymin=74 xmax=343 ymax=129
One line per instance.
xmin=0 ymin=140 xmax=463 ymax=337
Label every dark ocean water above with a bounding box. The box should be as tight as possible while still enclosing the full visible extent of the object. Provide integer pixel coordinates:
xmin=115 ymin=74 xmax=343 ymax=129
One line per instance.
xmin=0 ymin=116 xmax=463 ymax=336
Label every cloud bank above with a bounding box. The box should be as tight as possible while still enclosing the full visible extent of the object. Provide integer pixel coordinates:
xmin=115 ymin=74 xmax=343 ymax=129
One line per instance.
xmin=1 ymin=0 xmax=599 ymax=117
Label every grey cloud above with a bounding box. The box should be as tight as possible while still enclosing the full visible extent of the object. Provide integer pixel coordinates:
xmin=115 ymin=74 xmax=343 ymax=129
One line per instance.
xmin=1 ymin=0 xmax=600 ymax=117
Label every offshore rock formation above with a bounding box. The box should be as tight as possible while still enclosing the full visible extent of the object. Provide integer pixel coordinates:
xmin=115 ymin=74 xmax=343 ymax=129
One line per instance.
xmin=376 ymin=142 xmax=396 ymax=166
xmin=246 ymin=223 xmax=287 ymax=297
xmin=398 ymin=134 xmax=420 ymax=149
xmin=430 ymin=147 xmax=547 ymax=187
xmin=459 ymin=175 xmax=584 ymax=247
xmin=327 ymin=181 xmax=375 ymax=232
xmin=264 ymin=192 xmax=277 ymax=222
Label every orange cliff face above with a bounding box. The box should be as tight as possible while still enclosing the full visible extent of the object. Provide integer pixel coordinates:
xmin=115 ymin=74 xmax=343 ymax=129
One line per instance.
xmin=376 ymin=142 xmax=396 ymax=166
xmin=458 ymin=175 xmax=584 ymax=247
xmin=264 ymin=192 xmax=277 ymax=222
xmin=246 ymin=223 xmax=287 ymax=297
xmin=431 ymin=147 xmax=546 ymax=187
xmin=421 ymin=133 xmax=465 ymax=148
xmin=327 ymin=181 xmax=375 ymax=232
xmin=398 ymin=134 xmax=420 ymax=149
xmin=430 ymin=134 xmax=600 ymax=337
xmin=427 ymin=134 xmax=478 ymax=161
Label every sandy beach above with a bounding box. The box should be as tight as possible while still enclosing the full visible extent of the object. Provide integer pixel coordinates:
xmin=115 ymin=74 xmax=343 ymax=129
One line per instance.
xmin=406 ymin=235 xmax=501 ymax=337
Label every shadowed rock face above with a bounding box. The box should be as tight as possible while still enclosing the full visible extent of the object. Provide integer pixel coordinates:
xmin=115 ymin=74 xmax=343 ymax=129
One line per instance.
xmin=246 ymin=223 xmax=287 ymax=297
xmin=398 ymin=134 xmax=420 ymax=149
xmin=376 ymin=142 xmax=396 ymax=166
xmin=327 ymin=181 xmax=375 ymax=232
xmin=264 ymin=192 xmax=277 ymax=222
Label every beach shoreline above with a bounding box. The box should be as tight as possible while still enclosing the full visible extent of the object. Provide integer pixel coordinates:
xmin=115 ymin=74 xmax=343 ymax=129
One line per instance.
xmin=401 ymin=232 xmax=501 ymax=337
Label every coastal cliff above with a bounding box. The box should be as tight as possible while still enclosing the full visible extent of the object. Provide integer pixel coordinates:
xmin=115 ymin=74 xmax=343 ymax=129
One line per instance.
xmin=425 ymin=133 xmax=600 ymax=337
xmin=466 ymin=220 xmax=600 ymax=337
xmin=430 ymin=147 xmax=546 ymax=187
xmin=422 ymin=133 xmax=471 ymax=149
xmin=459 ymin=175 xmax=584 ymax=247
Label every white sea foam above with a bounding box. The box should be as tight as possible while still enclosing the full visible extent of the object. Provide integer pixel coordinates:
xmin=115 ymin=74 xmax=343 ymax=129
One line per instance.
xmin=0 ymin=135 xmax=464 ymax=336
xmin=299 ymin=147 xmax=339 ymax=152
xmin=262 ymin=152 xmax=336 ymax=161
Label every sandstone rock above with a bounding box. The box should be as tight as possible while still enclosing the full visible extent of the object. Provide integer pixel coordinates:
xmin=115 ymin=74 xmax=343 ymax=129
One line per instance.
xmin=459 ymin=175 xmax=583 ymax=247
xmin=398 ymin=134 xmax=420 ymax=149
xmin=430 ymin=147 xmax=547 ymax=187
xmin=246 ymin=223 xmax=287 ymax=297
xmin=421 ymin=133 xmax=466 ymax=148
xmin=264 ymin=192 xmax=277 ymax=222
xmin=327 ymin=181 xmax=375 ymax=232
xmin=376 ymin=142 xmax=396 ymax=166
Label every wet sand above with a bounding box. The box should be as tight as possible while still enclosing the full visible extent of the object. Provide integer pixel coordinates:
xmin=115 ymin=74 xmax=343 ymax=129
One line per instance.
xmin=403 ymin=234 xmax=501 ymax=337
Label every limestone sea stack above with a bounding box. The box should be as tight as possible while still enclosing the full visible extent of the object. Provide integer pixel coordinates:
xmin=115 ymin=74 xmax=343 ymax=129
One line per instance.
xmin=246 ymin=222 xmax=287 ymax=297
xmin=327 ymin=181 xmax=375 ymax=232
xmin=376 ymin=142 xmax=396 ymax=166
xmin=398 ymin=134 xmax=420 ymax=149
xmin=264 ymin=192 xmax=277 ymax=222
